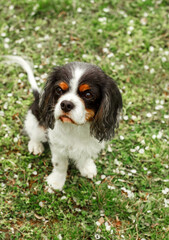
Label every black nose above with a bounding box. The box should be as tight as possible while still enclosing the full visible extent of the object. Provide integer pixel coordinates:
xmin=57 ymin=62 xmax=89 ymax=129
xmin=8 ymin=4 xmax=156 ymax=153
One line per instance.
xmin=60 ymin=100 xmax=75 ymax=113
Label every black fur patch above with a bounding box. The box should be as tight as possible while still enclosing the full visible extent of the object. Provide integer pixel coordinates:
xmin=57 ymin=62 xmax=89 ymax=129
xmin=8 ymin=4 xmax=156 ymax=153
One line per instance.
xmin=30 ymin=90 xmax=40 ymax=121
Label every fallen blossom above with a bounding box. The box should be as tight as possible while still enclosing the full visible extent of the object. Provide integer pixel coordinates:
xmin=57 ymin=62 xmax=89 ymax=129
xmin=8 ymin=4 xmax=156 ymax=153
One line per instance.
xmin=39 ymin=201 xmax=44 ymax=207
xmin=108 ymin=185 xmax=115 ymax=190
xmin=146 ymin=113 xmax=152 ymax=118
xmin=139 ymin=148 xmax=145 ymax=154
xmin=164 ymin=199 xmax=169 ymax=208
xmin=121 ymin=187 xmax=134 ymax=198
xmin=162 ymin=188 xmax=169 ymax=195
xmin=114 ymin=159 xmax=122 ymax=166
xmin=130 ymin=169 xmax=137 ymax=174
xmin=95 ymin=181 xmax=101 ymax=185
xmin=61 ymin=196 xmax=67 ymax=200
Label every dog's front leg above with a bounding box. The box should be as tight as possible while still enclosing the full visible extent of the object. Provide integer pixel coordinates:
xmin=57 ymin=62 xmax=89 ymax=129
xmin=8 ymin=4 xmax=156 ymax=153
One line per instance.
xmin=46 ymin=146 xmax=68 ymax=190
xmin=74 ymin=155 xmax=97 ymax=179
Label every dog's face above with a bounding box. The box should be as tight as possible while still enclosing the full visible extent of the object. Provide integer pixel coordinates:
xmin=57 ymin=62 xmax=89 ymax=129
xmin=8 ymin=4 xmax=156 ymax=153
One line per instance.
xmin=39 ymin=62 xmax=122 ymax=141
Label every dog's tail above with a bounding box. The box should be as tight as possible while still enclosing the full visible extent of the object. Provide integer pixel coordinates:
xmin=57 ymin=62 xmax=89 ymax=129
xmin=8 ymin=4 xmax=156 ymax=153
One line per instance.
xmin=4 ymin=56 xmax=40 ymax=97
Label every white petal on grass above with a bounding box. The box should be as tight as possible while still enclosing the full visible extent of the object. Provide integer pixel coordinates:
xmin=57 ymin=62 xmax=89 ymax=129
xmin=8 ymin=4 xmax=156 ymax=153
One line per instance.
xmin=28 ymin=163 xmax=32 ymax=169
xmin=144 ymin=65 xmax=149 ymax=70
xmin=72 ymin=20 xmax=76 ymax=25
xmin=107 ymin=145 xmax=112 ymax=152
xmin=130 ymin=169 xmax=137 ymax=174
xmin=140 ymin=18 xmax=147 ymax=25
xmin=1 ymin=32 xmax=6 ymax=37
xmin=108 ymin=185 xmax=115 ymax=190
xmin=162 ymin=188 xmax=169 ymax=195
xmin=164 ymin=51 xmax=169 ymax=56
xmin=102 ymin=47 xmax=109 ymax=53
xmin=96 ymin=221 xmax=101 ymax=226
xmin=107 ymin=53 xmax=114 ymax=58
xmin=98 ymin=17 xmax=107 ymax=23
xmin=149 ymin=46 xmax=154 ymax=52
xmin=164 ymin=199 xmax=169 ymax=208
xmin=120 ymin=170 xmax=125 ymax=175
xmin=0 ymin=111 xmax=5 ymax=117
xmin=4 ymin=43 xmax=9 ymax=49
xmin=39 ymin=201 xmax=44 ymax=207
xmin=131 ymin=115 xmax=137 ymax=120
xmin=103 ymin=8 xmax=110 ymax=13
xmin=97 ymin=29 xmax=103 ymax=33
xmin=161 ymin=57 xmax=167 ymax=62
xmin=114 ymin=159 xmax=122 ymax=166
xmin=121 ymin=187 xmax=134 ymax=198
xmin=157 ymin=131 xmax=163 ymax=139
xmin=61 ymin=196 xmax=67 ymax=200
xmin=96 ymin=55 xmax=101 ymax=61
xmin=139 ymin=148 xmax=145 ymax=154
xmin=123 ymin=115 xmax=128 ymax=120
xmin=95 ymin=181 xmax=101 ymax=185
xmin=129 ymin=26 xmax=134 ymax=31
xmin=58 ymin=234 xmax=62 ymax=240
xmin=135 ymin=146 xmax=140 ymax=151
xmin=150 ymin=68 xmax=155 ymax=74
xmin=120 ymin=135 xmax=124 ymax=140
xmin=155 ymin=105 xmax=163 ymax=110
xmin=77 ymin=7 xmax=82 ymax=13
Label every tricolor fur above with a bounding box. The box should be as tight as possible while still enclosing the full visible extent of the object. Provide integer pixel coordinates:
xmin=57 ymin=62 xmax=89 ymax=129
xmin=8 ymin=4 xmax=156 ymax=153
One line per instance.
xmin=6 ymin=56 xmax=122 ymax=190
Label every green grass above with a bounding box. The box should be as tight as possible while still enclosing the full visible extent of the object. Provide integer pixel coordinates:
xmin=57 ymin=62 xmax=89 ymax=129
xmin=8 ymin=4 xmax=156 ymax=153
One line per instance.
xmin=0 ymin=0 xmax=169 ymax=239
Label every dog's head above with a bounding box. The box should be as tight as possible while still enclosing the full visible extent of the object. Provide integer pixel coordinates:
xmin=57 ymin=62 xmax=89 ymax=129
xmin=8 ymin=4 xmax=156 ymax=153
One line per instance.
xmin=39 ymin=62 xmax=122 ymax=141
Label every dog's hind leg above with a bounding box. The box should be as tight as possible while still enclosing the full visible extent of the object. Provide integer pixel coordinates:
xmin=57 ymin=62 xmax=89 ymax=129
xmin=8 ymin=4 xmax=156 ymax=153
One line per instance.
xmin=24 ymin=110 xmax=47 ymax=155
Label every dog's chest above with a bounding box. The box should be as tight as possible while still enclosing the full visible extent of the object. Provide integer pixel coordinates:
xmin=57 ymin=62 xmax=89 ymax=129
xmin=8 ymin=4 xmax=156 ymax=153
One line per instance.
xmin=48 ymin=121 xmax=104 ymax=158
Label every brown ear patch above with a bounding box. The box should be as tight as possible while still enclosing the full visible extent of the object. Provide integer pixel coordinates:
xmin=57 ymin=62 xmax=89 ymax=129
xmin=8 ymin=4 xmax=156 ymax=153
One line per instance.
xmin=59 ymin=82 xmax=69 ymax=91
xmin=79 ymin=84 xmax=90 ymax=92
xmin=85 ymin=109 xmax=95 ymax=121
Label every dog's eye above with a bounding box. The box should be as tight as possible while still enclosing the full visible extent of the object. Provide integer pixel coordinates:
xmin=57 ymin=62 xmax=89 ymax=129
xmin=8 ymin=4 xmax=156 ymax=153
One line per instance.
xmin=56 ymin=86 xmax=63 ymax=95
xmin=83 ymin=91 xmax=94 ymax=100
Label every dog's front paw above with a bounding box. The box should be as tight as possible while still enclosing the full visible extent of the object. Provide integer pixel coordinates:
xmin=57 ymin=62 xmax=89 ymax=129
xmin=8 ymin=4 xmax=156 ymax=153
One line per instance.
xmin=46 ymin=172 xmax=66 ymax=191
xmin=79 ymin=161 xmax=97 ymax=179
xmin=28 ymin=140 xmax=44 ymax=155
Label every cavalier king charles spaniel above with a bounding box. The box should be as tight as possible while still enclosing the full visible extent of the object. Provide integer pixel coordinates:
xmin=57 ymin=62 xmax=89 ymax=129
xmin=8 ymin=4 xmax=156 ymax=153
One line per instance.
xmin=5 ymin=56 xmax=122 ymax=190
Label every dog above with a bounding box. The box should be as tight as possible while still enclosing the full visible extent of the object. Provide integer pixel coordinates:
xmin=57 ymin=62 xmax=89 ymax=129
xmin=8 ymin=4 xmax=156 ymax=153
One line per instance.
xmin=5 ymin=56 xmax=122 ymax=190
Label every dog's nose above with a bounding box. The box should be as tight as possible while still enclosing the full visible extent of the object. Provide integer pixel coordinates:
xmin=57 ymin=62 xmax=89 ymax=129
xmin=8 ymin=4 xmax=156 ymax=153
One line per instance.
xmin=60 ymin=100 xmax=75 ymax=113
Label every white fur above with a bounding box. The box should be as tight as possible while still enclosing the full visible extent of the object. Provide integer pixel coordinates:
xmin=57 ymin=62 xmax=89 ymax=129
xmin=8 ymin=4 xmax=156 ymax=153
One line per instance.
xmin=25 ymin=111 xmax=105 ymax=190
xmin=25 ymin=110 xmax=47 ymax=154
xmin=70 ymin=67 xmax=85 ymax=93
xmin=7 ymin=56 xmax=107 ymax=191
xmin=4 ymin=56 xmax=39 ymax=92
xmin=54 ymin=92 xmax=87 ymax=125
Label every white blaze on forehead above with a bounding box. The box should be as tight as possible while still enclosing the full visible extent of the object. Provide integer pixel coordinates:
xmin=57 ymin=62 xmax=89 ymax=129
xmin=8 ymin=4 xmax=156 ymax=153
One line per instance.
xmin=70 ymin=67 xmax=85 ymax=93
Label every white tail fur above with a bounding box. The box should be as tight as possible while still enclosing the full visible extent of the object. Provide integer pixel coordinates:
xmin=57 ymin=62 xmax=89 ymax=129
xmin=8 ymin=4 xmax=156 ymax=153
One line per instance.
xmin=4 ymin=56 xmax=39 ymax=92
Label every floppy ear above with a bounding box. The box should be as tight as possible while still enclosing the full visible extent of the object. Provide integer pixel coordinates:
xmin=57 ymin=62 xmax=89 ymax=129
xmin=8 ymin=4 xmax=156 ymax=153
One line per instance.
xmin=39 ymin=67 xmax=61 ymax=129
xmin=39 ymin=81 xmax=55 ymax=129
xmin=90 ymin=76 xmax=122 ymax=142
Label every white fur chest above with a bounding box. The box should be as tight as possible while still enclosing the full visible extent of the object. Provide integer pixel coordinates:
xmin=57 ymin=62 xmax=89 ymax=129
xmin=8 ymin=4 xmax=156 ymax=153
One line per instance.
xmin=48 ymin=121 xmax=104 ymax=159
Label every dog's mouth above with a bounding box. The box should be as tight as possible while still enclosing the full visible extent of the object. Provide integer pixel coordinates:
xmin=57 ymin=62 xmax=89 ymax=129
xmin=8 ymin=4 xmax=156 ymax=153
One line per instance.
xmin=59 ymin=115 xmax=75 ymax=124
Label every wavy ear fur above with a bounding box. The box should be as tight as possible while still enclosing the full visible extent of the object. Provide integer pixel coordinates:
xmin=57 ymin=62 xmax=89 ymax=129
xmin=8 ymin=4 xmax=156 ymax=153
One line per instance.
xmin=39 ymin=67 xmax=62 ymax=129
xmin=90 ymin=76 xmax=122 ymax=142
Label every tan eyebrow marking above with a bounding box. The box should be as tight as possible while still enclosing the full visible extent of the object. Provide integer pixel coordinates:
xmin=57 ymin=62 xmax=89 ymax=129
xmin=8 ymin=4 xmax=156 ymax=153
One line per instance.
xmin=79 ymin=84 xmax=90 ymax=92
xmin=59 ymin=82 xmax=69 ymax=91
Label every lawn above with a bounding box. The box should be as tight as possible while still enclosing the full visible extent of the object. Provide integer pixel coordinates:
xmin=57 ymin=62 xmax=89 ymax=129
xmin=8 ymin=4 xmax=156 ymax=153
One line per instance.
xmin=0 ymin=0 xmax=169 ymax=239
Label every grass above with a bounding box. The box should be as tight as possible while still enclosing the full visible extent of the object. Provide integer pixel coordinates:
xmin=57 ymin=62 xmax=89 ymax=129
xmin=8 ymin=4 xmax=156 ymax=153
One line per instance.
xmin=0 ymin=0 xmax=169 ymax=239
